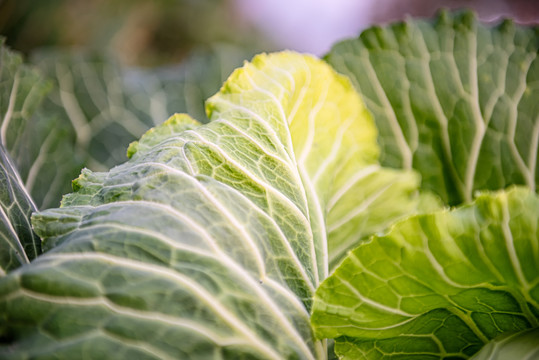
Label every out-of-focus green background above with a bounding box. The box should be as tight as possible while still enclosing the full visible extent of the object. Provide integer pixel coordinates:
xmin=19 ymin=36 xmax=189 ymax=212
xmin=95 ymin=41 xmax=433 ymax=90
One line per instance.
xmin=1 ymin=0 xmax=537 ymax=65
xmin=0 ymin=0 xmax=271 ymax=66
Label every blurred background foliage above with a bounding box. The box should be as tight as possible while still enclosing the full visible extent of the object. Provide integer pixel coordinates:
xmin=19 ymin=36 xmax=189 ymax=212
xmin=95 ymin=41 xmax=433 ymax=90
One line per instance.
xmin=1 ymin=0 xmax=536 ymax=64
xmin=0 ymin=0 xmax=272 ymax=66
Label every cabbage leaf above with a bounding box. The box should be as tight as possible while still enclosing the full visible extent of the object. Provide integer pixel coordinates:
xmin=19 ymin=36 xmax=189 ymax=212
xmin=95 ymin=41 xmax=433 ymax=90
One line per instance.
xmin=325 ymin=11 xmax=539 ymax=205
xmin=311 ymin=187 xmax=539 ymax=359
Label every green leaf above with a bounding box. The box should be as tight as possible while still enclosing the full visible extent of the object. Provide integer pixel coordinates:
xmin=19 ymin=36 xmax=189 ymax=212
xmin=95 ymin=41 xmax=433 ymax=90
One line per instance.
xmin=311 ymin=187 xmax=539 ymax=359
xmin=0 ymin=145 xmax=40 ymax=275
xmin=470 ymin=328 xmax=539 ymax=360
xmin=0 ymin=51 xmax=383 ymax=359
xmin=325 ymin=11 xmax=539 ymax=204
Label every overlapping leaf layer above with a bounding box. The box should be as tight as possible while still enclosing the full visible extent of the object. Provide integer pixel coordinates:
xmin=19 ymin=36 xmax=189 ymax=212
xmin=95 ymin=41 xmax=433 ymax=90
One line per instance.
xmin=0 ymin=52 xmax=400 ymax=359
xmin=0 ymin=11 xmax=537 ymax=360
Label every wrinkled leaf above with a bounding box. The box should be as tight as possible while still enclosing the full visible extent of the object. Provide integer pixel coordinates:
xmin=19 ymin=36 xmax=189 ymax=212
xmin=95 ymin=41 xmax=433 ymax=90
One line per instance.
xmin=312 ymin=187 xmax=539 ymax=359
xmin=0 ymin=52 xmax=388 ymax=359
xmin=325 ymin=11 xmax=539 ymax=204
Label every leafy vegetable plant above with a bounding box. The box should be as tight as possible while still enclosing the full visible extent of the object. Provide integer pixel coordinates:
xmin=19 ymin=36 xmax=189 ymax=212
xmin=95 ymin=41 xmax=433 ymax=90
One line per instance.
xmin=0 ymin=11 xmax=537 ymax=359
